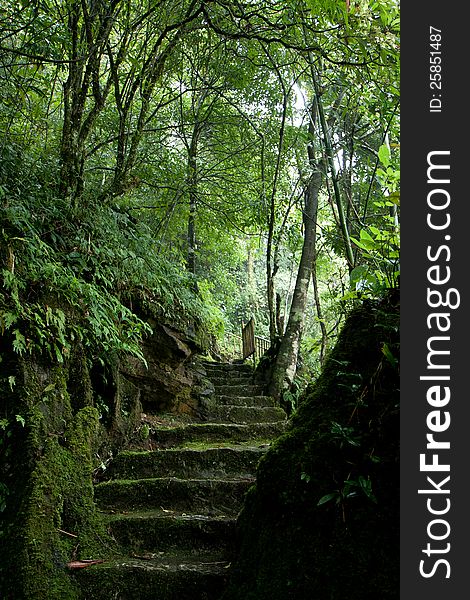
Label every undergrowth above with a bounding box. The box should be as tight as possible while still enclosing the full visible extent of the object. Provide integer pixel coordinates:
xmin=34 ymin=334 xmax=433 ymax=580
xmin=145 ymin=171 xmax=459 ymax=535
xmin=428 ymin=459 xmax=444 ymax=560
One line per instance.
xmin=0 ymin=146 xmax=224 ymax=367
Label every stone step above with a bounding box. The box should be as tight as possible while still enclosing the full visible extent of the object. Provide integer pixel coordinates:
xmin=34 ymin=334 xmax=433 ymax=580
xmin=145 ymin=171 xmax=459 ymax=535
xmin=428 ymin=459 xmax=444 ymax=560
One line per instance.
xmin=208 ymin=405 xmax=286 ymax=424
xmin=213 ymin=384 xmax=265 ymax=396
xmin=105 ymin=510 xmax=236 ymax=554
xmin=204 ymin=367 xmax=253 ymax=380
xmin=204 ymin=370 xmax=241 ymax=376
xmin=75 ymin=553 xmax=229 ymax=600
xmin=215 ymin=395 xmax=275 ymax=408
xmin=78 ymin=356 xmax=288 ymax=600
xmin=151 ymin=422 xmax=288 ymax=448
xmin=209 ymin=375 xmax=254 ymax=387
xmin=105 ymin=447 xmax=266 ymax=480
xmin=95 ymin=477 xmax=253 ymax=514
xmin=203 ymin=362 xmax=252 ymax=373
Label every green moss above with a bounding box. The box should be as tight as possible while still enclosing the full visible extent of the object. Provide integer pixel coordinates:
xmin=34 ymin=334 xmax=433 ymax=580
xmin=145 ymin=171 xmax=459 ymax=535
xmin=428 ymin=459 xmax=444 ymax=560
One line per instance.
xmin=0 ymin=356 xmax=116 ymax=599
xmin=180 ymin=439 xmax=272 ymax=450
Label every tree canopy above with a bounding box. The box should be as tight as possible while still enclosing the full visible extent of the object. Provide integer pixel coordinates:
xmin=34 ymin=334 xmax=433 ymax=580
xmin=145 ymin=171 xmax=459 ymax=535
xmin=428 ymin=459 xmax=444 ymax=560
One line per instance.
xmin=0 ymin=0 xmax=400 ymax=388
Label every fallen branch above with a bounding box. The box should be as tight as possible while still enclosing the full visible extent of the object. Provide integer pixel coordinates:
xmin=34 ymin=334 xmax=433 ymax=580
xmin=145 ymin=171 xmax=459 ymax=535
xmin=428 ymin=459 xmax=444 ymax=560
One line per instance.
xmin=57 ymin=529 xmax=78 ymax=539
xmin=67 ymin=559 xmax=105 ymax=569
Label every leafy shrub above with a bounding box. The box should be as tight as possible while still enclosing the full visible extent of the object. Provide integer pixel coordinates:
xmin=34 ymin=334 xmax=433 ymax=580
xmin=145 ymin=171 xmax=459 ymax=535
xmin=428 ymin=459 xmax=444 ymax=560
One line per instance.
xmin=0 ymin=148 xmax=222 ymax=365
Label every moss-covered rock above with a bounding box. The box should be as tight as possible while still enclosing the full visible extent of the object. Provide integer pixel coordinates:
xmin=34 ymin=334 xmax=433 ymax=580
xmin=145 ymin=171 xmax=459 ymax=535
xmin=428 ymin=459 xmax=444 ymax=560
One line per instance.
xmin=121 ymin=321 xmax=209 ymax=416
xmin=0 ymin=353 xmax=115 ymax=599
xmin=0 ymin=312 xmax=232 ymax=598
xmin=222 ymin=295 xmax=400 ymax=600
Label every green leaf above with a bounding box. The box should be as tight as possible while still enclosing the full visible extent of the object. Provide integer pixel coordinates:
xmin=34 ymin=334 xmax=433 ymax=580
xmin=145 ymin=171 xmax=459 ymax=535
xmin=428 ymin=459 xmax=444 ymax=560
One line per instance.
xmin=12 ymin=330 xmax=26 ymax=355
xmin=317 ymin=492 xmax=338 ymax=506
xmin=359 ymin=229 xmax=375 ymax=243
xmin=15 ymin=414 xmax=26 ymax=427
xmin=1 ymin=312 xmax=18 ymax=330
xmin=350 ymin=236 xmax=375 ymax=252
xmin=387 ymin=191 xmax=400 ymax=205
xmin=378 ymin=144 xmax=390 ymax=167
xmin=358 ymin=476 xmax=377 ymax=503
xmin=53 ymin=345 xmax=64 ymax=363
xmin=381 ymin=343 xmax=398 ymax=369
xmin=350 ymin=265 xmax=369 ymax=288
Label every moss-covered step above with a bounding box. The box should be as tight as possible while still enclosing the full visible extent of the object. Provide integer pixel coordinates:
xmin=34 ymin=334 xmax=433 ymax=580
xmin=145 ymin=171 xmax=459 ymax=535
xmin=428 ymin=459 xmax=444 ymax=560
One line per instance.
xmin=215 ymin=395 xmax=275 ymax=407
xmin=151 ymin=422 xmax=288 ymax=448
xmin=209 ymin=405 xmax=286 ymax=424
xmin=212 ymin=383 xmax=265 ymax=396
xmin=106 ymin=510 xmax=236 ymax=554
xmin=105 ymin=447 xmax=267 ymax=480
xmin=204 ymin=365 xmax=252 ymax=378
xmin=207 ymin=366 xmax=253 ymax=378
xmin=75 ymin=554 xmax=230 ymax=600
xmin=95 ymin=476 xmax=254 ymax=513
xmin=203 ymin=362 xmax=253 ymax=373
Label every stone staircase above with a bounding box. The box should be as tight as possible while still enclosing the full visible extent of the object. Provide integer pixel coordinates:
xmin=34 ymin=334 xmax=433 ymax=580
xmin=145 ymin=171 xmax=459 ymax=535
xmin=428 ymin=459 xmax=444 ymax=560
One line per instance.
xmin=76 ymin=361 xmax=287 ymax=599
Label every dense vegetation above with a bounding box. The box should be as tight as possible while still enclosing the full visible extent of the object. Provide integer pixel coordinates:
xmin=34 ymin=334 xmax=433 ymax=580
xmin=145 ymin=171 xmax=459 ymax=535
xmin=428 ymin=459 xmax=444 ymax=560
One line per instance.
xmin=0 ymin=0 xmax=399 ymax=597
xmin=1 ymin=0 xmax=399 ymax=373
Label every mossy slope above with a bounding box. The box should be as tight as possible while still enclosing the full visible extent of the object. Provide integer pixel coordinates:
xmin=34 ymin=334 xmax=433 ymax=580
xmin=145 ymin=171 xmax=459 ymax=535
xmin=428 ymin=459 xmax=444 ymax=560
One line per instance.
xmin=222 ymin=296 xmax=400 ymax=600
xmin=0 ymin=354 xmax=114 ymax=599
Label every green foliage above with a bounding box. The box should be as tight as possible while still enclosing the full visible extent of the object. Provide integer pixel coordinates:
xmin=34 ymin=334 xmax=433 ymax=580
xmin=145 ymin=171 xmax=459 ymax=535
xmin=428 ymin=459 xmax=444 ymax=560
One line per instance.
xmin=281 ymin=373 xmax=312 ymax=414
xmin=0 ymin=0 xmax=399 ymax=372
xmin=0 ymin=149 xmax=223 ymax=365
xmin=313 ymin=423 xmax=378 ymax=513
xmin=381 ymin=341 xmax=398 ymax=370
xmin=348 ymin=142 xmax=400 ymax=298
xmin=349 ymin=226 xmax=400 ymax=293
xmin=317 ymin=475 xmax=377 ymax=510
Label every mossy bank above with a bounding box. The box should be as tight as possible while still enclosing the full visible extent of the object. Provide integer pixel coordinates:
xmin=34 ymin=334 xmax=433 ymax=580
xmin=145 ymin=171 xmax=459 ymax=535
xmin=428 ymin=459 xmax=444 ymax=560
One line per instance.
xmin=222 ymin=294 xmax=400 ymax=600
xmin=0 ymin=347 xmax=113 ymax=599
xmin=0 ymin=318 xmax=212 ymax=599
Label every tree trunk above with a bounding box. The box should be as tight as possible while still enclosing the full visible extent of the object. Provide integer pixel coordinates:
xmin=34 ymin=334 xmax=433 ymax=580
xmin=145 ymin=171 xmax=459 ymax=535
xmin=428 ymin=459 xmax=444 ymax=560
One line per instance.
xmin=311 ymin=71 xmax=355 ymax=271
xmin=275 ymin=292 xmax=284 ymax=335
xmin=269 ymin=169 xmax=321 ymax=400
xmin=265 ymin=55 xmax=288 ymax=343
xmin=247 ymin=244 xmax=259 ymax=317
xmin=312 ymin=264 xmax=328 ymax=365
xmin=187 ymin=133 xmax=198 ymax=276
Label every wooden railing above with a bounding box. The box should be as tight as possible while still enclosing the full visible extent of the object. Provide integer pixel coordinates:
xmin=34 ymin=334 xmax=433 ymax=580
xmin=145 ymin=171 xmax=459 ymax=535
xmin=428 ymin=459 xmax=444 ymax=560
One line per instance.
xmin=220 ymin=319 xmax=270 ymax=363
xmin=221 ymin=332 xmax=243 ymax=359
xmin=242 ymin=318 xmax=256 ymax=359
xmin=254 ymin=334 xmax=270 ymax=359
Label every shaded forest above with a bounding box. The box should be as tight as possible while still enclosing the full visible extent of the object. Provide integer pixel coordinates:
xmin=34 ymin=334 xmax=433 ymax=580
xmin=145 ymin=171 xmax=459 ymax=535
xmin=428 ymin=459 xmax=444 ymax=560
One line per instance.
xmin=0 ymin=1 xmax=399 ymax=598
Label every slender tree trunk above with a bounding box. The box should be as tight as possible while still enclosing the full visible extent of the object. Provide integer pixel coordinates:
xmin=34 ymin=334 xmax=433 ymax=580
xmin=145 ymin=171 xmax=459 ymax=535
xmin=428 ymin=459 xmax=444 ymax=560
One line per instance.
xmin=269 ymin=168 xmax=321 ymax=400
xmin=311 ymin=71 xmax=355 ymax=271
xmin=184 ymin=85 xmax=214 ymax=278
xmin=312 ymin=264 xmax=328 ymax=365
xmin=275 ymin=292 xmax=284 ymax=336
xmin=247 ymin=244 xmax=259 ymax=317
xmin=265 ymin=49 xmax=289 ymax=343
xmin=187 ymin=131 xmax=198 ymax=276
xmin=269 ymin=91 xmax=322 ymax=400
